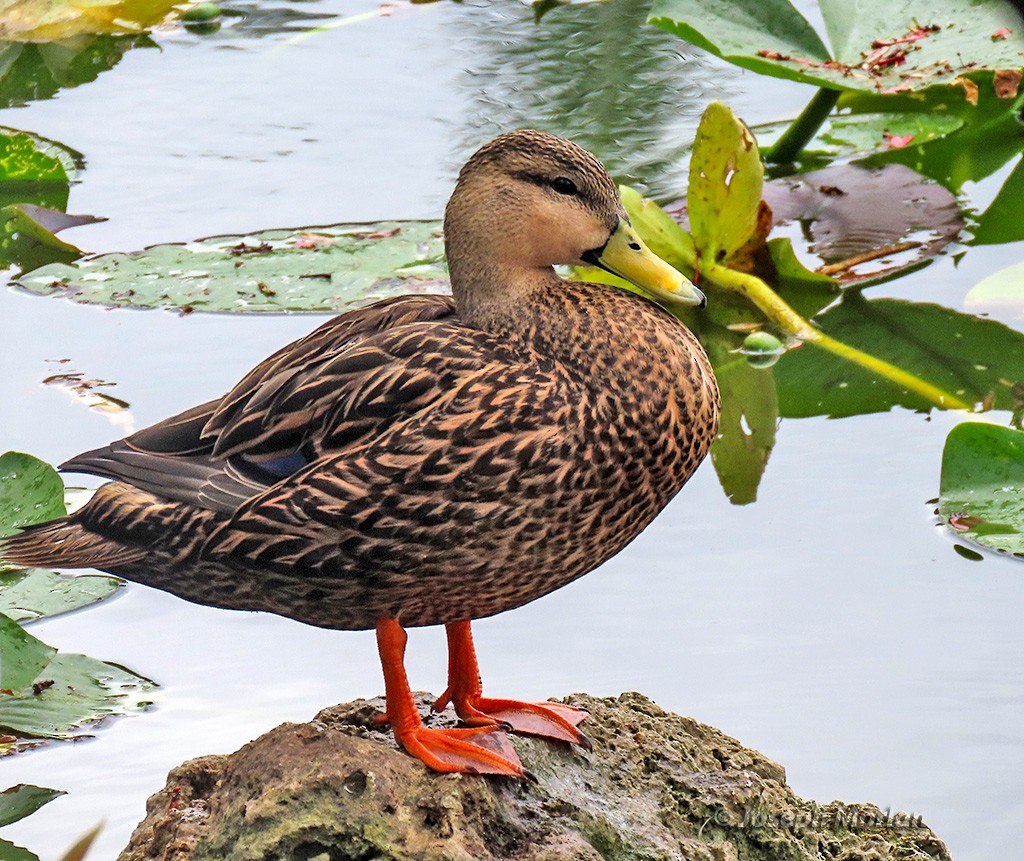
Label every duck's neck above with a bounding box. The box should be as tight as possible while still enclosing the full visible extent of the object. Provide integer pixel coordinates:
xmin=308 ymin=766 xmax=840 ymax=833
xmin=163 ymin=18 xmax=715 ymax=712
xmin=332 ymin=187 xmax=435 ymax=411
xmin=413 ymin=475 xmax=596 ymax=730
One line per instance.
xmin=448 ymin=254 xmax=562 ymax=333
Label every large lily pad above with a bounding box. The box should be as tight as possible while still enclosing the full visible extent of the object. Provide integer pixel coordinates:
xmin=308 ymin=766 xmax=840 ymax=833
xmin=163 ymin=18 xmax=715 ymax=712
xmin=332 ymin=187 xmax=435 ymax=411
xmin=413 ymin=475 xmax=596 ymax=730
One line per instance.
xmin=0 ymin=452 xmax=122 ymax=621
xmin=0 ymin=613 xmax=155 ymax=744
xmin=16 ymin=220 xmax=449 ymax=313
xmin=774 ymin=296 xmax=1024 ymax=418
xmin=939 ymin=422 xmax=1024 ymax=558
xmin=649 ymin=0 xmax=1024 ymax=94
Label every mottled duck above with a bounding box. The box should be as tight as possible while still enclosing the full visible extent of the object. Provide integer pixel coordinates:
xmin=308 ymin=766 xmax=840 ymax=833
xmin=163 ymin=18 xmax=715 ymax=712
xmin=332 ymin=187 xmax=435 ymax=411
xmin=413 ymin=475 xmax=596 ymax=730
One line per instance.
xmin=2 ymin=130 xmax=720 ymax=777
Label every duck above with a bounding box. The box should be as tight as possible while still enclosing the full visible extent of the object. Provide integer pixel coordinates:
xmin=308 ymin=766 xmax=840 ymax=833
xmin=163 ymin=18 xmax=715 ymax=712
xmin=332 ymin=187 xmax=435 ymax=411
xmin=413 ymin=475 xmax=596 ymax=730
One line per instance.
xmin=1 ymin=130 xmax=719 ymax=778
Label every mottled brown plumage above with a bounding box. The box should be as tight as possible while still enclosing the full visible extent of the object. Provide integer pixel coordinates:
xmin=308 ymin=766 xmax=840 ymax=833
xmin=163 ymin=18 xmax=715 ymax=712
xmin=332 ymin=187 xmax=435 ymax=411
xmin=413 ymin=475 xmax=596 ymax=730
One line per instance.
xmin=2 ymin=130 xmax=718 ymax=776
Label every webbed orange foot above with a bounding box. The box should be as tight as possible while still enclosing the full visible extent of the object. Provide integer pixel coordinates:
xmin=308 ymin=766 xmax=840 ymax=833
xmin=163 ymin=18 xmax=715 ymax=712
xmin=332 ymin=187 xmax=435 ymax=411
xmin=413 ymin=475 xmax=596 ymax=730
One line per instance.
xmin=435 ymin=690 xmax=592 ymax=750
xmin=376 ymin=616 xmax=528 ymax=778
xmin=438 ymin=620 xmax=593 ymax=750
xmin=393 ymin=722 xmax=525 ymax=776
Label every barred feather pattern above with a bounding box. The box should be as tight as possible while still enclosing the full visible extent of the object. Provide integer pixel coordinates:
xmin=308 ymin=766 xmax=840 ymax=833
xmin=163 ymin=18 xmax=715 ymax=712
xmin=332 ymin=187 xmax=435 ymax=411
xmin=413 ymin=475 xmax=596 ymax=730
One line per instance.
xmin=1 ymin=284 xmax=717 ymax=631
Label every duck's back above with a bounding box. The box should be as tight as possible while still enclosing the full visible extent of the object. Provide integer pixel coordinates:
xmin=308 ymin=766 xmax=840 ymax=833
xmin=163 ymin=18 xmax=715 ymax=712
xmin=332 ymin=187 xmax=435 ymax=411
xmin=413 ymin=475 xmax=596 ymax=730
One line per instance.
xmin=2 ymin=286 xmax=718 ymax=630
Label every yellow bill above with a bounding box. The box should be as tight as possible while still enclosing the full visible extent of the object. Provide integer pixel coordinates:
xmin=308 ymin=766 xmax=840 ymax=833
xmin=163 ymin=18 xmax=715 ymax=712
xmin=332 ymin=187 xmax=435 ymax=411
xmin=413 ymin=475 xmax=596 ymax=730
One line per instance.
xmin=583 ymin=219 xmax=705 ymax=308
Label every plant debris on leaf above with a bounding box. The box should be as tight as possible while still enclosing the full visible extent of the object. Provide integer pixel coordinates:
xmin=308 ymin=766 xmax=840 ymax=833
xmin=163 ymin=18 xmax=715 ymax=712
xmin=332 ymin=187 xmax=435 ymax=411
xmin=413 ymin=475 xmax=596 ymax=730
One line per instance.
xmin=16 ymin=220 xmax=449 ymax=313
xmin=649 ymin=0 xmax=1024 ymax=95
xmin=0 ymin=613 xmax=156 ymax=748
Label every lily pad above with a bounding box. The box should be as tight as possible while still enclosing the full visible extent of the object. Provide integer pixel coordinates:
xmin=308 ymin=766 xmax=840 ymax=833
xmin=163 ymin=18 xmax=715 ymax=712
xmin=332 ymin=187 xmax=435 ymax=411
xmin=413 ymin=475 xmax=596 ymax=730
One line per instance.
xmin=0 ymin=204 xmax=101 ymax=274
xmin=16 ymin=220 xmax=449 ymax=313
xmin=970 ymin=155 xmax=1024 ymax=246
xmin=0 ymin=613 xmax=155 ymax=743
xmin=0 ymin=570 xmax=123 ymax=624
xmin=939 ymin=422 xmax=1024 ymax=558
xmin=773 ymin=296 xmax=1024 ymax=418
xmin=1 ymin=452 xmax=122 ymax=621
xmin=0 ymin=784 xmax=64 ymax=827
xmin=0 ymin=452 xmax=66 ymax=538
xmin=649 ymin=0 xmax=1024 ymax=94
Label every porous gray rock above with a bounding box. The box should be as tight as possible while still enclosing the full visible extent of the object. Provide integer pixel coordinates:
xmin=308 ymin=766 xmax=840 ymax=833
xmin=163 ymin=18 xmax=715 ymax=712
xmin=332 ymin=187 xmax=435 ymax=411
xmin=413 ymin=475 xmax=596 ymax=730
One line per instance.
xmin=118 ymin=692 xmax=950 ymax=861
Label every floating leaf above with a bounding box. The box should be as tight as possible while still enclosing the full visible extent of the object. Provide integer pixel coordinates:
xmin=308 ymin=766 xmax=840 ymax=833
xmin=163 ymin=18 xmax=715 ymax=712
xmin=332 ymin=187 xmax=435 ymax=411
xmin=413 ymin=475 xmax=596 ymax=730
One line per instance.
xmin=0 ymin=614 xmax=155 ymax=743
xmin=649 ymin=0 xmax=1024 ymax=95
xmin=16 ymin=220 xmax=449 ymax=313
xmin=688 ymin=102 xmax=765 ymax=269
xmin=0 ymin=452 xmax=66 ymax=539
xmin=0 ymin=204 xmax=100 ymax=274
xmin=774 ymin=296 xmax=1024 ymax=418
xmin=0 ymin=784 xmax=64 ymax=827
xmin=0 ymin=570 xmax=123 ymax=624
xmin=0 ymin=453 xmax=121 ymax=622
xmin=939 ymin=423 xmax=1024 ymax=558
xmin=0 ymin=839 xmax=40 ymax=861
xmin=971 ymin=156 xmax=1024 ymax=246
xmin=0 ymin=133 xmax=67 ymax=185
xmin=0 ymin=0 xmax=181 ymax=41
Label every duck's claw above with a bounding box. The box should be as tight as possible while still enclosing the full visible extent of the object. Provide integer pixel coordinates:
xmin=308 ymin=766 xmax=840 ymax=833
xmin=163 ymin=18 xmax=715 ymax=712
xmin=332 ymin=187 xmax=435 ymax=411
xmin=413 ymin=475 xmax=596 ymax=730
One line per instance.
xmin=394 ymin=723 xmax=525 ymax=776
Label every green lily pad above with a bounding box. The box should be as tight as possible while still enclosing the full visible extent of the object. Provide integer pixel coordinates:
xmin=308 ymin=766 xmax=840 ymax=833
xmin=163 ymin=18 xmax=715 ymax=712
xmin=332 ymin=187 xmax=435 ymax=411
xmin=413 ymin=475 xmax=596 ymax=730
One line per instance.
xmin=0 ymin=452 xmax=66 ymax=538
xmin=649 ymin=0 xmax=1024 ymax=94
xmin=0 ymin=570 xmax=122 ymax=624
xmin=0 ymin=784 xmax=64 ymax=827
xmin=773 ymin=296 xmax=1024 ymax=418
xmin=939 ymin=422 xmax=1024 ymax=558
xmin=1 ymin=452 xmax=122 ymax=621
xmin=971 ymin=155 xmax=1024 ymax=246
xmin=16 ymin=220 xmax=449 ymax=313
xmin=0 ymin=613 xmax=155 ymax=743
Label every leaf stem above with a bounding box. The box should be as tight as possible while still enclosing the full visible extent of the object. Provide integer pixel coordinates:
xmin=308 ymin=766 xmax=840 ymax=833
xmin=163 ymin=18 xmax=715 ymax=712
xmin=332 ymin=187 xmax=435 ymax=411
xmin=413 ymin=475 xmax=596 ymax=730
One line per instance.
xmin=701 ymin=261 xmax=971 ymax=411
xmin=764 ymin=87 xmax=841 ymax=164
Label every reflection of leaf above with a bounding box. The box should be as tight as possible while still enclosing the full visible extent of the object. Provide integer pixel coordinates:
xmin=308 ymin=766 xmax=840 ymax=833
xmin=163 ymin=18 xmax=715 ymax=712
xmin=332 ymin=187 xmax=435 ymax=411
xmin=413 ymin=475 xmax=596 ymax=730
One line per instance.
xmin=649 ymin=0 xmax=1024 ymax=94
xmin=708 ymin=347 xmax=778 ymax=505
xmin=774 ymin=296 xmax=1024 ymax=418
xmin=0 ymin=613 xmax=156 ymax=743
xmin=17 ymin=220 xmax=449 ymax=313
xmin=760 ymin=163 xmax=962 ymax=271
xmin=0 ymin=36 xmax=148 ymax=109
xmin=939 ymin=423 xmax=1024 ymax=558
xmin=0 ymin=452 xmax=66 ymax=539
xmin=0 ymin=784 xmax=64 ymax=827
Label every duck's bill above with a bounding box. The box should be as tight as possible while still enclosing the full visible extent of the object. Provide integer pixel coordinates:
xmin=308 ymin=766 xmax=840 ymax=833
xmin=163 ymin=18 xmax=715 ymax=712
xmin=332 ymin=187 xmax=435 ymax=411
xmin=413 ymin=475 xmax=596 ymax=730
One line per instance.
xmin=582 ymin=219 xmax=705 ymax=308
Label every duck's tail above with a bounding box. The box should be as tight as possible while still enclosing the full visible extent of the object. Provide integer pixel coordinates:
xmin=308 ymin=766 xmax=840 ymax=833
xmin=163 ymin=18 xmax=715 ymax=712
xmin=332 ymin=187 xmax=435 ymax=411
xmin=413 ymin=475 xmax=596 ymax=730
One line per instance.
xmin=0 ymin=517 xmax=146 ymax=570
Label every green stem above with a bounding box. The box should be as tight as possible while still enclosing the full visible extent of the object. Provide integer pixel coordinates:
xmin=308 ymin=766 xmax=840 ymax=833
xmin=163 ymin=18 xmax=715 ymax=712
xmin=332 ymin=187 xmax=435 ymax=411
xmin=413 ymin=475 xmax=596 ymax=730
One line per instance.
xmin=702 ymin=261 xmax=971 ymax=411
xmin=764 ymin=87 xmax=841 ymax=165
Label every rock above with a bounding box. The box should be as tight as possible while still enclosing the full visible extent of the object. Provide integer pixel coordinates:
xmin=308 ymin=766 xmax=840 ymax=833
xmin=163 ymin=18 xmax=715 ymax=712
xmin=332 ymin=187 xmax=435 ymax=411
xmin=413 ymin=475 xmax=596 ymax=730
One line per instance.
xmin=119 ymin=692 xmax=950 ymax=861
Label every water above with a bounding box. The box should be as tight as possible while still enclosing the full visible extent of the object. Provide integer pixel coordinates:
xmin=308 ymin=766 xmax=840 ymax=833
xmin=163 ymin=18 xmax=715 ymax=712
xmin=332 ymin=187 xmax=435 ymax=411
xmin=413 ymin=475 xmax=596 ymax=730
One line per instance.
xmin=1 ymin=1 xmax=1023 ymax=858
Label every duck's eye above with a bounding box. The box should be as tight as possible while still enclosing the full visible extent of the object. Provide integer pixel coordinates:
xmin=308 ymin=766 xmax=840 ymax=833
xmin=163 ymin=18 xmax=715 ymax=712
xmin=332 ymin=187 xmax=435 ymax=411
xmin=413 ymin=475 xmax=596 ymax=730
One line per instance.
xmin=549 ymin=176 xmax=578 ymax=196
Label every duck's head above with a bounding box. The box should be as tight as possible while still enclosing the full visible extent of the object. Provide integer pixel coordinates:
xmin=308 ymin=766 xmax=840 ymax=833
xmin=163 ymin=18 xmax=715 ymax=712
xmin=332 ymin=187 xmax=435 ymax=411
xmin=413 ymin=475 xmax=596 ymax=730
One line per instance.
xmin=444 ymin=129 xmax=704 ymax=315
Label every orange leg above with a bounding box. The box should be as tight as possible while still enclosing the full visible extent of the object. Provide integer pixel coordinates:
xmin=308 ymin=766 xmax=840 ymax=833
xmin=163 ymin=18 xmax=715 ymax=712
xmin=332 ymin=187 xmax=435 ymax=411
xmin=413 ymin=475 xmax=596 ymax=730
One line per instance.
xmin=375 ymin=617 xmax=525 ymax=777
xmin=434 ymin=620 xmax=592 ymax=751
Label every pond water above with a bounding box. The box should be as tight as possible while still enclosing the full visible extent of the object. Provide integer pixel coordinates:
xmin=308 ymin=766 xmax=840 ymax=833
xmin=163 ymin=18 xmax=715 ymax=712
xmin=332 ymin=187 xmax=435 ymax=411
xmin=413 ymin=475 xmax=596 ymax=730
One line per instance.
xmin=1 ymin=1 xmax=1023 ymax=858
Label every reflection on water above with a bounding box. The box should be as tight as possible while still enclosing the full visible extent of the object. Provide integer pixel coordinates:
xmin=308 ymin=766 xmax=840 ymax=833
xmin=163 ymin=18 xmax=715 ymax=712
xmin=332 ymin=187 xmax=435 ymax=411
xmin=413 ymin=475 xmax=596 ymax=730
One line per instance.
xmin=449 ymin=0 xmax=713 ymax=198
